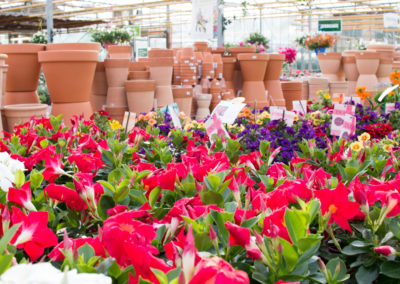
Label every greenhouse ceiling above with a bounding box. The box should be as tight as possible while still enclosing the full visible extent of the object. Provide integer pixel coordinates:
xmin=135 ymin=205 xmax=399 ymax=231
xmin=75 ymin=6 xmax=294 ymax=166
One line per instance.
xmin=0 ymin=0 xmax=399 ymax=33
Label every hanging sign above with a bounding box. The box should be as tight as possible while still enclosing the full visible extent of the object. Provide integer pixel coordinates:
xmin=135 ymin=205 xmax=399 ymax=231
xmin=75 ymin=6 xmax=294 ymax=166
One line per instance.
xmin=318 ymin=19 xmax=342 ymax=32
xmin=192 ymin=0 xmax=216 ymax=40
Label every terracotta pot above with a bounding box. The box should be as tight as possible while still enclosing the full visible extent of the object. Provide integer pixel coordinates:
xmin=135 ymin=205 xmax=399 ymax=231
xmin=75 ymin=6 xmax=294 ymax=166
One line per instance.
xmin=0 ymin=44 xmax=44 ymax=104
xmin=105 ymin=106 xmax=127 ymax=123
xmin=150 ymin=57 xmax=173 ymax=107
xmin=148 ymin=49 xmax=174 ymax=58
xmin=281 ymin=81 xmax=302 ymax=110
xmin=107 ymin=45 xmax=131 ymax=59
xmin=342 ymin=55 xmax=359 ymax=96
xmin=317 ymin=52 xmax=342 ymax=82
xmin=91 ymin=94 xmax=106 ymax=112
xmin=172 ymin=86 xmax=193 ymax=116
xmin=52 ymin=101 xmax=93 ymax=126
xmin=104 ymin=59 xmax=130 ymax=87
xmin=355 ymin=51 xmax=379 ymax=94
xmin=308 ymin=77 xmax=329 ymax=102
xmin=194 ymin=42 xmax=208 ymax=52
xmin=128 ymin=71 xmax=150 ymax=80
xmin=39 ymin=50 xmax=98 ymax=103
xmin=222 ymin=57 xmax=236 ymax=90
xmin=238 ymin=53 xmax=269 ymax=109
xmin=393 ymin=61 xmax=400 ymax=72
xmin=0 ymin=54 xmax=7 ymax=108
xmin=46 ymin=43 xmax=101 ymax=52
xmin=125 ymin=80 xmax=156 ymax=113
xmin=200 ymin=78 xmax=210 ymax=93
xmin=4 ymin=103 xmax=47 ymax=130
xmin=228 ymin=46 xmax=257 ymax=93
xmin=367 ymin=43 xmax=394 ymax=59
xmin=91 ymin=62 xmax=107 ymax=111
xmin=264 ymin=54 xmax=285 ymax=107
xmin=4 ymin=91 xmax=39 ymax=105
xmin=196 ymin=94 xmax=211 ymax=120
xmin=377 ymin=57 xmax=393 ymax=83
xmin=301 ymin=80 xmax=309 ymax=100
xmin=329 ymin=81 xmax=348 ymax=96
xmin=129 ymin=61 xmax=147 ymax=71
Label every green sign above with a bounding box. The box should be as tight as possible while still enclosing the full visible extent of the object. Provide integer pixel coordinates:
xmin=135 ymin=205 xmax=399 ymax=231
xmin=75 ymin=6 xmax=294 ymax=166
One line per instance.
xmin=318 ymin=19 xmax=341 ymax=32
xmin=137 ymin=48 xmax=148 ymax=57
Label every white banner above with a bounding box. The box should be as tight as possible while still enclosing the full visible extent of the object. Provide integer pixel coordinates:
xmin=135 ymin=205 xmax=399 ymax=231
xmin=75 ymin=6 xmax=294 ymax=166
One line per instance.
xmin=192 ymin=0 xmax=216 ymax=40
xmin=384 ymin=13 xmax=400 ymax=28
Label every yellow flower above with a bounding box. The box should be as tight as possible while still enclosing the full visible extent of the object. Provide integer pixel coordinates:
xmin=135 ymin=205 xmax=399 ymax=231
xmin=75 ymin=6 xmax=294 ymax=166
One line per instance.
xmin=109 ymin=120 xmax=123 ymax=130
xmin=184 ymin=124 xmax=191 ymax=131
xmin=323 ymin=93 xmax=331 ymax=100
xmin=294 ymin=114 xmax=299 ymax=122
xmin=256 ymin=119 xmax=263 ymax=125
xmin=148 ymin=112 xmax=156 ymax=118
xmin=350 ymin=141 xmax=363 ymax=152
xmin=358 ymin=132 xmax=371 ymax=143
xmin=383 ymin=144 xmax=394 ymax=153
xmin=317 ymin=89 xmax=323 ymax=95
xmin=259 ymin=111 xmax=270 ymax=119
xmin=239 ymin=125 xmax=245 ymax=132
xmin=310 ymin=111 xmax=320 ymax=119
xmin=313 ymin=119 xmax=323 ymax=126
xmin=198 ymin=122 xmax=206 ymax=129
xmin=148 ymin=119 xmax=156 ymax=126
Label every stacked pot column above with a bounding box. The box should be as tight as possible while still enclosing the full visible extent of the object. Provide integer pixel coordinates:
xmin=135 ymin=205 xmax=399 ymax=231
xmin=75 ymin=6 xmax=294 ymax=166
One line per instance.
xmin=104 ymin=59 xmax=130 ymax=122
xmin=172 ymin=86 xmax=193 ymax=116
xmin=148 ymin=49 xmax=174 ymax=108
xmin=222 ymin=57 xmax=237 ymax=98
xmin=355 ymin=51 xmax=380 ymax=96
xmin=228 ymin=46 xmax=257 ymax=95
xmin=393 ymin=51 xmax=400 ymax=72
xmin=264 ymin=54 xmax=285 ymax=107
xmin=238 ymin=53 xmax=269 ymax=109
xmin=90 ymin=62 xmax=108 ymax=111
xmin=0 ymin=44 xmax=44 ymax=105
xmin=281 ymin=81 xmax=303 ymax=111
xmin=342 ymin=54 xmax=359 ymax=95
xmin=366 ymin=44 xmax=394 ymax=86
xmin=308 ymin=77 xmax=329 ymax=101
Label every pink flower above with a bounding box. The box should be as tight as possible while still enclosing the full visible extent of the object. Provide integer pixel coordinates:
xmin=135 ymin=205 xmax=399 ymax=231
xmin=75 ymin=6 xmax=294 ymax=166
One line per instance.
xmin=239 ymin=42 xmax=244 ymax=46
xmin=374 ymin=245 xmax=396 ymax=256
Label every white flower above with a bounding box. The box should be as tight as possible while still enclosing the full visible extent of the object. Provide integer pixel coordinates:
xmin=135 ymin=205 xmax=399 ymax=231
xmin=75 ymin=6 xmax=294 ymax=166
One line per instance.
xmin=0 ymin=263 xmax=112 ymax=284
xmin=0 ymin=152 xmax=25 ymax=192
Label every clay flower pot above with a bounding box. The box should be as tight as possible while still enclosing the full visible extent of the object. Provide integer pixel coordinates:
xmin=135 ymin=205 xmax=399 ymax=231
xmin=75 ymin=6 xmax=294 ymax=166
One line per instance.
xmin=104 ymin=59 xmax=130 ymax=110
xmin=46 ymin=43 xmax=101 ymax=52
xmin=91 ymin=62 xmax=108 ymax=111
xmin=129 ymin=61 xmax=147 ymax=71
xmin=355 ymin=51 xmax=379 ymax=94
xmin=238 ymin=53 xmax=269 ymax=109
xmin=4 ymin=103 xmax=47 ymax=131
xmin=228 ymin=46 xmax=257 ymax=93
xmin=105 ymin=106 xmax=127 ymax=123
xmin=148 ymin=49 xmax=174 ymax=58
xmin=210 ymin=78 xmax=222 ymax=111
xmin=317 ymin=52 xmax=342 ymax=82
xmin=194 ymin=42 xmax=208 ymax=52
xmin=329 ymin=81 xmax=348 ymax=96
xmin=172 ymin=86 xmax=193 ymax=116
xmin=308 ymin=77 xmax=329 ymax=102
xmin=264 ymin=54 xmax=285 ymax=107
xmin=0 ymin=44 xmax=45 ymax=105
xmin=281 ymin=81 xmax=302 ymax=110
xmin=367 ymin=43 xmax=394 ymax=59
xmin=301 ymin=80 xmax=309 ymax=100
xmin=128 ymin=71 xmax=150 ymax=80
xmin=107 ymin=45 xmax=131 ymax=59
xmin=342 ymin=55 xmax=359 ymax=96
xmin=39 ymin=50 xmax=98 ymax=125
xmin=222 ymin=57 xmax=237 ymax=91
xmin=125 ymin=80 xmax=156 ymax=113
xmin=377 ymin=57 xmax=393 ymax=83
xmin=196 ymin=93 xmax=212 ymax=120
xmin=149 ymin=57 xmax=174 ymax=108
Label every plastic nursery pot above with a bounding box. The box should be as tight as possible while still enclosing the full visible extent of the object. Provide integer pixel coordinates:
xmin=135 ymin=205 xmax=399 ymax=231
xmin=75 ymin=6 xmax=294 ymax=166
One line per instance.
xmin=4 ymin=103 xmax=48 ymax=131
xmin=0 ymin=43 xmax=45 ymax=92
xmin=45 ymin=43 xmax=101 ymax=52
xmin=125 ymin=80 xmax=156 ymax=113
xmin=39 ymin=50 xmax=99 ymax=103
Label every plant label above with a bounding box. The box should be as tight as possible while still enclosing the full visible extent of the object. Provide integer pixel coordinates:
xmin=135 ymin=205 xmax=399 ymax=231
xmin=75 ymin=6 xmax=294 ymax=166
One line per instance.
xmin=122 ymin=111 xmax=136 ymax=131
xmin=210 ymin=100 xmax=246 ymax=124
xmin=270 ymin=106 xmax=285 ymax=121
xmin=205 ymin=112 xmax=229 ymax=142
xmin=292 ymin=100 xmax=307 ymax=115
xmin=342 ymin=96 xmax=361 ymax=104
xmin=284 ymin=111 xmax=296 ymax=126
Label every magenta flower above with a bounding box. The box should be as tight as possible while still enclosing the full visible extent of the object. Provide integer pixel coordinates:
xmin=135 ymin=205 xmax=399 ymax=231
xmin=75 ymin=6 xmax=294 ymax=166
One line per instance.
xmin=278 ymin=47 xmax=297 ymax=64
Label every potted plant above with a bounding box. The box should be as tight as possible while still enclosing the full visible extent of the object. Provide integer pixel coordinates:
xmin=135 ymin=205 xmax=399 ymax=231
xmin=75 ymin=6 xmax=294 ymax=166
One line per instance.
xmin=90 ymin=28 xmax=134 ymax=59
xmin=304 ymin=33 xmax=337 ymax=54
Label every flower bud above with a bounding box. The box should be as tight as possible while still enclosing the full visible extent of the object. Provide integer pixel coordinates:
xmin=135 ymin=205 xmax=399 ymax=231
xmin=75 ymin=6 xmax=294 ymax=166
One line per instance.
xmin=374 ymin=245 xmax=396 ymax=256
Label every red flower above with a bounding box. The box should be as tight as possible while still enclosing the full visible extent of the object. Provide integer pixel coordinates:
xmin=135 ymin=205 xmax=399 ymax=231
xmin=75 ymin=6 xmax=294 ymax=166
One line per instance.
xmin=44 ymin=184 xmax=86 ymax=211
xmin=42 ymin=154 xmax=65 ymax=183
xmin=189 ymin=256 xmax=249 ymax=284
xmin=225 ymin=222 xmax=251 ymax=247
xmin=262 ymin=207 xmax=290 ymax=242
xmin=374 ymin=245 xmax=396 ymax=256
xmin=314 ymin=183 xmax=362 ymax=232
xmin=67 ymin=151 xmax=104 ymax=174
xmin=49 ymin=236 xmax=106 ymax=261
xmin=73 ymin=173 xmax=104 ymax=209
xmin=8 ymin=182 xmax=36 ymax=211
xmin=11 ymin=207 xmax=58 ymax=261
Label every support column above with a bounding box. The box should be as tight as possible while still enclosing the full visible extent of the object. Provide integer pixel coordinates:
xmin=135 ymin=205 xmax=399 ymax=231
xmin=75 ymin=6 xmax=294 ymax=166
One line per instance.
xmin=46 ymin=0 xmax=53 ymax=43
xmin=217 ymin=0 xmax=223 ymax=47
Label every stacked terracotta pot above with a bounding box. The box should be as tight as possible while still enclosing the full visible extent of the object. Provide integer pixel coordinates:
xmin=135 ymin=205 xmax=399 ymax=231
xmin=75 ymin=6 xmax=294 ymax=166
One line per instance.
xmin=107 ymin=45 xmax=131 ymax=60
xmin=393 ymin=51 xmax=400 ymax=72
xmin=264 ymin=54 xmax=286 ymax=107
xmin=148 ymin=49 xmax=174 ymax=108
xmin=342 ymin=53 xmax=359 ymax=95
xmin=367 ymin=44 xmax=394 ymax=84
xmin=281 ymin=81 xmax=303 ymax=110
xmin=179 ymin=48 xmax=197 ymax=86
xmin=172 ymin=86 xmax=193 ymax=116
xmin=90 ymin=62 xmax=108 ymax=111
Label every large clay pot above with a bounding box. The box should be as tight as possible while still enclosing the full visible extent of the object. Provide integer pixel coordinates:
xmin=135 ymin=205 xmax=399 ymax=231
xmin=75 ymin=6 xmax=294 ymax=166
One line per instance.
xmin=45 ymin=43 xmax=101 ymax=52
xmin=196 ymin=94 xmax=211 ymax=120
xmin=264 ymin=54 xmax=285 ymax=107
xmin=329 ymin=81 xmax=348 ymax=96
xmin=107 ymin=45 xmax=131 ymax=59
xmin=4 ymin=103 xmax=47 ymax=131
xmin=194 ymin=42 xmax=208 ymax=52
xmin=308 ymin=77 xmax=329 ymax=102
xmin=149 ymin=57 xmax=174 ymax=108
xmin=281 ymin=81 xmax=302 ymax=110
xmin=0 ymin=54 xmax=7 ymax=107
xmin=317 ymin=52 xmax=342 ymax=82
xmin=228 ymin=46 xmax=257 ymax=93
xmin=39 ymin=50 xmax=98 ymax=125
xmin=125 ymin=80 xmax=156 ymax=113
xmin=172 ymin=86 xmax=193 ymax=116
xmin=0 ymin=44 xmax=44 ymax=105
xmin=355 ymin=51 xmax=379 ymax=94
xmin=367 ymin=44 xmax=394 ymax=59
xmin=238 ymin=53 xmax=269 ymax=109
xmin=210 ymin=79 xmax=222 ymax=111
xmin=91 ymin=62 xmax=108 ymax=111
xmin=342 ymin=55 xmax=359 ymax=96
xmin=222 ymin=57 xmax=237 ymax=92
xmin=377 ymin=57 xmax=393 ymax=83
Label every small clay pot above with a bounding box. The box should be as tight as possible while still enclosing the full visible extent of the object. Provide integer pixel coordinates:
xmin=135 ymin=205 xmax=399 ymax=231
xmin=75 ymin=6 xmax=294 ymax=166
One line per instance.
xmin=51 ymin=101 xmax=93 ymax=127
xmin=125 ymin=80 xmax=156 ymax=113
xmin=104 ymin=59 xmax=130 ymax=87
xmin=172 ymin=86 xmax=193 ymax=116
xmin=317 ymin=52 xmax=342 ymax=82
xmin=107 ymin=45 xmax=131 ymax=59
xmin=129 ymin=61 xmax=147 ymax=71
xmin=264 ymin=54 xmax=285 ymax=107
xmin=281 ymin=81 xmax=302 ymax=110
xmin=106 ymin=87 xmax=128 ymax=108
xmin=196 ymin=93 xmax=211 ymax=120
xmin=4 ymin=103 xmax=48 ymax=131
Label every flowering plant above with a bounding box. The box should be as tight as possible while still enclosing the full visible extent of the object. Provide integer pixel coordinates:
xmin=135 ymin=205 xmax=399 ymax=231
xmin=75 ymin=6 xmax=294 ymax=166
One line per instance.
xmin=304 ymin=33 xmax=336 ymax=51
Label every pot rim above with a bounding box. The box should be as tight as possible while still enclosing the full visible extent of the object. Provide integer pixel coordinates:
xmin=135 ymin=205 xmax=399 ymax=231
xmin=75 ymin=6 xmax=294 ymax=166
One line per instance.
xmin=268 ymin=53 xmax=285 ymax=60
xmin=0 ymin=43 xmax=45 ymax=53
xmin=104 ymin=58 xmax=130 ymax=68
xmin=4 ymin=103 xmax=48 ymax=110
xmin=46 ymin=43 xmax=101 ymax=52
xmin=38 ymin=50 xmax=99 ymax=62
xmin=237 ymin=53 xmax=269 ymax=60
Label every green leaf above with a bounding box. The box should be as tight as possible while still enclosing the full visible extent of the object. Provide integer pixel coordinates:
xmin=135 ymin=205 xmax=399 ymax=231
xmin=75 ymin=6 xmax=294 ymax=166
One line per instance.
xmin=149 ymin=186 xmax=161 ymax=208
xmin=151 ymin=268 xmax=168 ymax=284
xmin=194 ymin=232 xmax=213 ymax=251
xmin=29 ymin=170 xmax=43 ymax=190
xmin=326 ymin=257 xmax=347 ymax=282
xmin=355 ymin=266 xmax=378 ymax=284
xmin=0 ymin=255 xmax=13 ymax=275
xmin=284 ymin=209 xmax=307 ymax=245
xmin=297 ymin=236 xmax=322 ymax=253
xmin=134 ymin=170 xmax=151 ymax=183
xmin=380 ymin=262 xmax=400 ymax=279
xmin=210 ymin=210 xmax=229 ymax=247
xmin=204 ymin=175 xmax=221 ymax=191
xmin=167 ymin=268 xmax=181 ymax=282
xmin=241 ymin=217 xmax=259 ymax=229
xmin=342 ymin=245 xmax=369 ymax=256
xmin=113 ymin=180 xmax=130 ymax=203
xmin=97 ymin=195 xmax=115 ymax=220
xmin=14 ymin=170 xmax=25 ymax=189
xmin=0 ymin=223 xmax=21 ymax=253
xmin=78 ymin=243 xmax=95 ymax=263
xmin=279 ymin=238 xmax=299 ymax=272
xmin=200 ymin=190 xmax=223 ymax=206
xmin=98 ymin=181 xmax=115 ymax=193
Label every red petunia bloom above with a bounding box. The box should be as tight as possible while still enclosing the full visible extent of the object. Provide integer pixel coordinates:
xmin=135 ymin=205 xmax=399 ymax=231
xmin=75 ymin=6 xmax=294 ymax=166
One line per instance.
xmin=49 ymin=236 xmax=106 ymax=261
xmin=42 ymin=154 xmax=65 ymax=183
xmin=44 ymin=184 xmax=86 ymax=211
xmin=225 ymin=222 xmax=251 ymax=247
xmin=8 ymin=181 xmax=36 ymax=211
xmin=314 ymin=183 xmax=362 ymax=232
xmin=262 ymin=207 xmax=290 ymax=242
xmin=10 ymin=207 xmax=58 ymax=261
xmin=67 ymin=151 xmax=104 ymax=174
